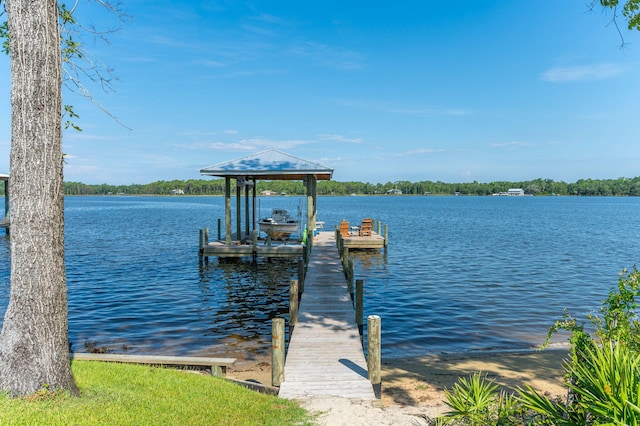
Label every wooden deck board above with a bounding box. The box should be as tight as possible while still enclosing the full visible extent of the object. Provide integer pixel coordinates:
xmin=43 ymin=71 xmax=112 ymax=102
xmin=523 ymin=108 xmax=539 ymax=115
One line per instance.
xmin=278 ymin=232 xmax=375 ymax=400
xmin=69 ymin=353 xmax=236 ymax=377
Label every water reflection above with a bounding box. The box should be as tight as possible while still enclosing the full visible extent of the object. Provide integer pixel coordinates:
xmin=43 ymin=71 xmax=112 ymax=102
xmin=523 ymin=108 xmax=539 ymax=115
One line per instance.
xmin=194 ymin=257 xmax=296 ymax=358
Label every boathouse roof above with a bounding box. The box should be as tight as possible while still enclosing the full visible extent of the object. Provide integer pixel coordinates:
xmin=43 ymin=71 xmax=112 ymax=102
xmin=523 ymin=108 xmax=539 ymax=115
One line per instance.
xmin=200 ymin=149 xmax=333 ymax=180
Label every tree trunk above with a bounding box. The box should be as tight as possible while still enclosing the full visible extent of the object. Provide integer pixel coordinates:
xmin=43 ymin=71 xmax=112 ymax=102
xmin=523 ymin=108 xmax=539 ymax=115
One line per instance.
xmin=0 ymin=0 xmax=78 ymax=396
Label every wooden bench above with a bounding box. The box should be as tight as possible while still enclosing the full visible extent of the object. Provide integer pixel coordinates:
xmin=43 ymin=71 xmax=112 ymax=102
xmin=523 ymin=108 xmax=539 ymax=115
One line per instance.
xmin=69 ymin=353 xmax=237 ymax=377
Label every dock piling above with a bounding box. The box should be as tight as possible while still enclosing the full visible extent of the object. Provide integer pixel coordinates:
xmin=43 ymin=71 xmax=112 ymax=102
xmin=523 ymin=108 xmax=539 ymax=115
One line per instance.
xmin=289 ymin=280 xmax=299 ymax=328
xmin=271 ymin=318 xmax=285 ymax=387
xmin=297 ymin=259 xmax=305 ymax=295
xmin=367 ymin=315 xmax=382 ymax=399
xmin=356 ymin=279 xmax=364 ymax=339
xmin=347 ymin=259 xmax=354 ymax=297
xmin=384 ymin=224 xmax=389 ymax=248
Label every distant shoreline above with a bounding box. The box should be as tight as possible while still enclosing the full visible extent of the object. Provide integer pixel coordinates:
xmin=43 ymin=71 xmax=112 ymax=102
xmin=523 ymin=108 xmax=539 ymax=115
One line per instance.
xmin=58 ymin=176 xmax=640 ymax=197
xmin=61 ymin=193 xmax=637 ymax=197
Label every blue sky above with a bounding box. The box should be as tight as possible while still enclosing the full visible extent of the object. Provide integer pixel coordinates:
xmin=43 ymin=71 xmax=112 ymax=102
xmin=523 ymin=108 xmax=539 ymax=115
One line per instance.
xmin=1 ymin=1 xmax=639 ymax=185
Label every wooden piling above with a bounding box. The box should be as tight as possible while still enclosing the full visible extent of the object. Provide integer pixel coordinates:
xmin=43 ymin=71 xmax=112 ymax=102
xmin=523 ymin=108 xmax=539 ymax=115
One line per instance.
xmin=349 ymin=259 xmax=354 ymax=286
xmin=347 ymin=260 xmax=355 ymax=297
xmin=307 ymin=228 xmax=314 ymax=251
xmin=356 ymin=279 xmax=364 ymax=338
xmin=304 ymin=239 xmax=311 ymax=265
xmin=218 ymin=218 xmax=221 ymax=241
xmin=252 ymin=229 xmax=258 ymax=263
xmin=367 ymin=315 xmax=382 ymax=399
xmin=289 ymin=280 xmax=299 ymax=328
xmin=298 ymin=259 xmax=305 ymax=295
xmin=341 ymin=246 xmax=349 ymax=271
xmin=204 ymin=227 xmax=209 ymax=245
xmin=236 ymin=188 xmax=241 ymax=241
xmin=199 ymin=229 xmax=204 ymax=254
xmin=384 ymin=224 xmax=389 ymax=248
xmin=272 ymin=318 xmax=285 ymax=387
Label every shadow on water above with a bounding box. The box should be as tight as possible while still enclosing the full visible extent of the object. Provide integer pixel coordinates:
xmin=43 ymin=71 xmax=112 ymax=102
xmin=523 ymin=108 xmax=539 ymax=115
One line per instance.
xmin=194 ymin=257 xmax=297 ymax=359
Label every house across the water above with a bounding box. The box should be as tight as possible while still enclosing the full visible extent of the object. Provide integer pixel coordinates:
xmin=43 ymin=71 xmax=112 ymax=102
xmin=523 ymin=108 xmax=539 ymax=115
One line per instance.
xmin=493 ymin=188 xmax=526 ymax=196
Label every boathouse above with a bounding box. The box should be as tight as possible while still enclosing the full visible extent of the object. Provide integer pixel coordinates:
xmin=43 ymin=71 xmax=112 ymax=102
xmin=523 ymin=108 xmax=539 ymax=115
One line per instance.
xmin=199 ymin=149 xmax=333 ymax=258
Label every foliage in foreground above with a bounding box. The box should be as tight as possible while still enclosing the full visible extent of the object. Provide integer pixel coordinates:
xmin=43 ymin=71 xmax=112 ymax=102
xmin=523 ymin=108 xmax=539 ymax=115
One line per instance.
xmin=0 ymin=361 xmax=311 ymax=426
xmin=437 ymin=267 xmax=640 ymax=425
xmin=436 ymin=372 xmax=520 ymax=425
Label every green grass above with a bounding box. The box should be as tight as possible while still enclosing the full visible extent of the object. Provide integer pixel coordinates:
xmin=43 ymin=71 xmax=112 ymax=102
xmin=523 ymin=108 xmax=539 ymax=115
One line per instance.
xmin=0 ymin=361 xmax=312 ymax=425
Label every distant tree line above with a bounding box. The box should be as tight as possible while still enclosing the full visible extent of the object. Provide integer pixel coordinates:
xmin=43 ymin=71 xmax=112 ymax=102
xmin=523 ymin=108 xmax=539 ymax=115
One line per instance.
xmin=55 ymin=177 xmax=640 ymax=196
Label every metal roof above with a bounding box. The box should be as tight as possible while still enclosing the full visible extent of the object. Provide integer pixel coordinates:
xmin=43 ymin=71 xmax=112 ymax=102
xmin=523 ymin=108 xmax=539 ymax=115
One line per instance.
xmin=200 ymin=149 xmax=333 ymax=180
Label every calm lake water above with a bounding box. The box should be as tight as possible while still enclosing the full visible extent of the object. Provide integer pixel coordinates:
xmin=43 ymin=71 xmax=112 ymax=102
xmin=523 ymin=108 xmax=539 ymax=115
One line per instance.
xmin=0 ymin=195 xmax=639 ymax=360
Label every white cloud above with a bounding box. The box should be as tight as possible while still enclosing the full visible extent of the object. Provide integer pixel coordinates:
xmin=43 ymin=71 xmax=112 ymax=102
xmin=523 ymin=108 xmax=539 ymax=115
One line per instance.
xmin=395 ymin=148 xmax=445 ymax=157
xmin=64 ymin=164 xmax=99 ymax=176
xmin=337 ymin=98 xmax=471 ymax=117
xmin=541 ymin=63 xmax=628 ymax=82
xmin=64 ymin=133 xmax=112 ymax=142
xmin=146 ymin=35 xmax=191 ymax=49
xmin=491 ymin=141 xmax=532 ymax=148
xmin=196 ymin=59 xmax=229 ymax=68
xmin=290 ymin=41 xmax=366 ymax=70
xmin=204 ymin=138 xmax=309 ymax=152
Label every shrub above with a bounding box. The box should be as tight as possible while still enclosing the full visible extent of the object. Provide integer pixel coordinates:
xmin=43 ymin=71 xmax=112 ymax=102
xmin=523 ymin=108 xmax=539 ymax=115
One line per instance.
xmin=438 ymin=267 xmax=640 ymax=425
xmin=438 ymin=372 xmax=519 ymax=425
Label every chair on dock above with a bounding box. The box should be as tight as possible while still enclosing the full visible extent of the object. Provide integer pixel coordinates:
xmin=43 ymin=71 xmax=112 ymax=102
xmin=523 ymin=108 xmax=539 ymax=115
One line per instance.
xmin=359 ymin=218 xmax=373 ymax=237
xmin=339 ymin=220 xmax=350 ymax=238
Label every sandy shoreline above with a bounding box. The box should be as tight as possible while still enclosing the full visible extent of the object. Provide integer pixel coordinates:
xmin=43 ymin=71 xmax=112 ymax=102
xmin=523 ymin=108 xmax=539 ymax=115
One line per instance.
xmin=227 ymin=347 xmax=570 ymax=423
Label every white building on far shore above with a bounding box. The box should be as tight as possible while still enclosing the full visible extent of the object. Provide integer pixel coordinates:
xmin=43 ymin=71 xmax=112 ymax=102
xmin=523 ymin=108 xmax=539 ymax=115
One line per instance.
xmin=492 ymin=188 xmax=526 ymax=196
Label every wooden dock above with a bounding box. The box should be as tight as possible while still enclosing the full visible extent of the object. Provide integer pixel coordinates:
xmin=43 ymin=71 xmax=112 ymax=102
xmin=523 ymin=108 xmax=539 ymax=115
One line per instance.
xmin=340 ymin=231 xmax=386 ymax=250
xmin=278 ymin=231 xmax=376 ymax=400
xmin=200 ymin=240 xmax=303 ymax=258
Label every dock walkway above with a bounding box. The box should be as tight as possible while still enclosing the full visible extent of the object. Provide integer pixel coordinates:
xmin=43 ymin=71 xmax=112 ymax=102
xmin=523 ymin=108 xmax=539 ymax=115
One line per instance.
xmin=278 ymin=231 xmax=375 ymax=400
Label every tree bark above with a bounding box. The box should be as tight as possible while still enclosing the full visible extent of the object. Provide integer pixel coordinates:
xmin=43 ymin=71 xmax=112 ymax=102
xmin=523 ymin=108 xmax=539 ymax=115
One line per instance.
xmin=0 ymin=0 xmax=77 ymax=396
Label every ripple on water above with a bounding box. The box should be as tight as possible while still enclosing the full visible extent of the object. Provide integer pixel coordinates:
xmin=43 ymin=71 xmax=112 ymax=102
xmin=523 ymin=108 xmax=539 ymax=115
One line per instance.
xmin=0 ymin=195 xmax=639 ymax=359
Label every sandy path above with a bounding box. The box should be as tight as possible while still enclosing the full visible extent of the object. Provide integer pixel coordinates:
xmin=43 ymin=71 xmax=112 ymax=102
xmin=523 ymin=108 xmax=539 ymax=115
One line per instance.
xmin=227 ymin=347 xmax=569 ymax=425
